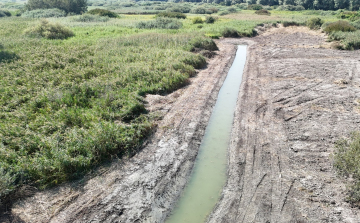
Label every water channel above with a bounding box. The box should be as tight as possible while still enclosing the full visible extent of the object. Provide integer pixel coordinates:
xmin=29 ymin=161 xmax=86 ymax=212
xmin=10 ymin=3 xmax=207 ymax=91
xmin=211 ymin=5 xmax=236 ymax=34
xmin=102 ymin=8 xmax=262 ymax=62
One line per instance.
xmin=165 ymin=45 xmax=247 ymax=223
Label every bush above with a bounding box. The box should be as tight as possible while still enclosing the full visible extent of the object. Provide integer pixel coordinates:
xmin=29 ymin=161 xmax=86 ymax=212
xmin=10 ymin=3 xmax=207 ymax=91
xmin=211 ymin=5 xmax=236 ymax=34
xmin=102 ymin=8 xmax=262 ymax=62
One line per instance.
xmin=26 ymin=0 xmax=87 ymax=14
xmin=307 ymin=17 xmax=323 ymax=30
xmin=277 ymin=5 xmax=305 ymax=11
xmin=205 ymin=16 xmax=216 ymax=24
xmin=136 ymin=17 xmax=183 ymax=29
xmin=0 ymin=50 xmax=19 ymax=63
xmin=0 ymin=9 xmax=11 ymax=17
xmin=21 ymin=8 xmax=66 ymax=18
xmin=219 ymin=11 xmax=229 ymax=16
xmin=237 ymin=3 xmax=248 ymax=9
xmin=329 ymin=30 xmax=360 ymax=50
xmin=255 ymin=9 xmax=270 ymax=15
xmin=0 ymin=167 xmax=15 ymax=198
xmin=323 ymin=20 xmax=356 ymax=33
xmin=208 ymin=7 xmax=219 ymax=13
xmin=71 ymin=14 xmax=110 ymax=22
xmin=190 ymin=7 xmax=207 ymax=14
xmin=352 ymin=19 xmax=360 ymax=29
xmin=282 ymin=21 xmax=303 ymax=27
xmin=222 ymin=27 xmax=239 ymax=37
xmin=155 ymin=12 xmax=186 ymax=19
xmin=186 ymin=36 xmax=218 ymax=51
xmin=247 ymin=4 xmax=263 ymax=10
xmin=337 ymin=11 xmax=360 ymax=22
xmin=334 ymin=132 xmax=360 ymax=204
xmin=24 ymin=20 xmax=75 ymax=39
xmin=166 ymin=6 xmax=191 ymax=13
xmin=88 ymin=8 xmax=118 ymax=18
xmin=192 ymin=17 xmax=203 ymax=24
xmin=227 ymin=7 xmax=237 ymax=12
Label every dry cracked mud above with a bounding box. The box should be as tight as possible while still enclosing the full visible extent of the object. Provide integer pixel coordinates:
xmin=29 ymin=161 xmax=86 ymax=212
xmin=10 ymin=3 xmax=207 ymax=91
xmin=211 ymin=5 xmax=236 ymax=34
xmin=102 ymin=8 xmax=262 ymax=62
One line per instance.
xmin=2 ymin=26 xmax=360 ymax=223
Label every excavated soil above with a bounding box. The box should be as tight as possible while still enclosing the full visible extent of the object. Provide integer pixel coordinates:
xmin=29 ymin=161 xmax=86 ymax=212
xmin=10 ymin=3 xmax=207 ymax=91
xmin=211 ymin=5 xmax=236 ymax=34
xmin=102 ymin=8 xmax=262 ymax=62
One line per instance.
xmin=209 ymin=27 xmax=360 ymax=223
xmin=3 ymin=26 xmax=360 ymax=223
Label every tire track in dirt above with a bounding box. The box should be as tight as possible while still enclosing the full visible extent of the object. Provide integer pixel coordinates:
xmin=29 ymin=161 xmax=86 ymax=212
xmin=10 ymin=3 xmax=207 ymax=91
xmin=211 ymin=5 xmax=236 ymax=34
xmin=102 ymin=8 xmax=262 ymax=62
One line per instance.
xmin=209 ymin=27 xmax=360 ymax=223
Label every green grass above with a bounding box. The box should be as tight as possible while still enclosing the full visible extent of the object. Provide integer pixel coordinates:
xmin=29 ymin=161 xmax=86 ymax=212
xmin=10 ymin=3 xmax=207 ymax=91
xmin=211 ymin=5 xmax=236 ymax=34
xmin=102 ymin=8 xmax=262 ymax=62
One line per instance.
xmin=0 ymin=16 xmax=216 ymax=197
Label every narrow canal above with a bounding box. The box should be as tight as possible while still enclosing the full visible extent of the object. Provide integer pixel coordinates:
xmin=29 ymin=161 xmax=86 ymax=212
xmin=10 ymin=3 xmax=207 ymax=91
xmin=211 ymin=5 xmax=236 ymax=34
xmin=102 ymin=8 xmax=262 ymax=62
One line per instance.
xmin=166 ymin=45 xmax=247 ymax=223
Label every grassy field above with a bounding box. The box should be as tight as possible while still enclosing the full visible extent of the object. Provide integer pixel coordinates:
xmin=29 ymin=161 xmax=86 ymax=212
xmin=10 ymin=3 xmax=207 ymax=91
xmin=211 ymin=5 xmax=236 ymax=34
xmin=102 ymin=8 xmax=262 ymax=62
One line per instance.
xmin=0 ymin=5 xmax=359 ymax=199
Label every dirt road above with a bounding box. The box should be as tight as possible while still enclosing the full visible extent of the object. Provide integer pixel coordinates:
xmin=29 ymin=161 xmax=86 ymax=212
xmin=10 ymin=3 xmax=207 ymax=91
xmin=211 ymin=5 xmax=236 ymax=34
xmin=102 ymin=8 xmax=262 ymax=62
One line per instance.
xmin=209 ymin=27 xmax=360 ymax=222
xmin=4 ymin=26 xmax=360 ymax=222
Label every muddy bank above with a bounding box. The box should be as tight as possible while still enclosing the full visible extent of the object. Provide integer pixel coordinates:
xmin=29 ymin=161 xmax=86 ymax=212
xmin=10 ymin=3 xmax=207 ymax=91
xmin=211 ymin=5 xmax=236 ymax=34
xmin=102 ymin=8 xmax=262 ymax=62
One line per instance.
xmin=4 ymin=40 xmax=238 ymax=223
xmin=209 ymin=27 xmax=360 ymax=222
xmin=4 ymin=26 xmax=360 ymax=223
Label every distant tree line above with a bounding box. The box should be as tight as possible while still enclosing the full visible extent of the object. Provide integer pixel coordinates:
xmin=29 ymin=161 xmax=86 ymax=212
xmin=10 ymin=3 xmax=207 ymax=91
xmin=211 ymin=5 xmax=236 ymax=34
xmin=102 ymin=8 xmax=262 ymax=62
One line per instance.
xmin=142 ymin=0 xmax=360 ymax=10
xmin=26 ymin=0 xmax=87 ymax=14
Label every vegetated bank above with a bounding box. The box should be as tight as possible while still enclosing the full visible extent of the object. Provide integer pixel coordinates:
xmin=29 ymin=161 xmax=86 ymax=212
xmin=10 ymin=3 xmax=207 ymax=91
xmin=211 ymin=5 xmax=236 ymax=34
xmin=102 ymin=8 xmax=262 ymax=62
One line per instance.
xmin=0 ymin=15 xmax=219 ymax=206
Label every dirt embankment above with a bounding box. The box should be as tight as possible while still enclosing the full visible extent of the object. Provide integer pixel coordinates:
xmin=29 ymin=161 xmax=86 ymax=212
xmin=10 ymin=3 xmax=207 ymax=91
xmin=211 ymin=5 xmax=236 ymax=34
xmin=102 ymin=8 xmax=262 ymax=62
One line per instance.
xmin=209 ymin=27 xmax=360 ymax=222
xmin=3 ymin=26 xmax=360 ymax=223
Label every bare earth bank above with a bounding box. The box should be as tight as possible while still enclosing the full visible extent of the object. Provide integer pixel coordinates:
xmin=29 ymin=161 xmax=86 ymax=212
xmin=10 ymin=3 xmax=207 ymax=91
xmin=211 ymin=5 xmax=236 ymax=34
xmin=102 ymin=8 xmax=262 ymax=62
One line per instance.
xmin=209 ymin=27 xmax=360 ymax=223
xmin=4 ymin=26 xmax=360 ymax=222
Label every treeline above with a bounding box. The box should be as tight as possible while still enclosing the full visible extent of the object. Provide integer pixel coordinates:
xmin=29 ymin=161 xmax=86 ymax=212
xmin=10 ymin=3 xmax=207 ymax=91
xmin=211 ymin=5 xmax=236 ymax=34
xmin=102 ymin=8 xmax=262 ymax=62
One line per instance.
xmin=138 ymin=0 xmax=360 ymax=10
xmin=26 ymin=0 xmax=87 ymax=14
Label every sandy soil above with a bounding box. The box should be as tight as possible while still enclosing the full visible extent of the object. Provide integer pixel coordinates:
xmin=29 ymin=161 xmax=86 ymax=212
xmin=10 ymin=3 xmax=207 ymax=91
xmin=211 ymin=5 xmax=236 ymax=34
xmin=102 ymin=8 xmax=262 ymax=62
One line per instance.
xmin=2 ymin=26 xmax=360 ymax=223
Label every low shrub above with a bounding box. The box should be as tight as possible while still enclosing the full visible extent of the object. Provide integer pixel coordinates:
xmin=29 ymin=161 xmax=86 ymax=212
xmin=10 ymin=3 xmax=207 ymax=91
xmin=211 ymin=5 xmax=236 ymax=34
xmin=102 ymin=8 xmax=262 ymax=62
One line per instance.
xmin=192 ymin=17 xmax=203 ymax=24
xmin=222 ymin=27 xmax=239 ymax=37
xmin=277 ymin=5 xmax=304 ymax=11
xmin=323 ymin=20 xmax=356 ymax=33
xmin=205 ymin=16 xmax=216 ymax=24
xmin=0 ymin=167 xmax=15 ymax=198
xmin=187 ymin=36 xmax=218 ymax=51
xmin=334 ymin=132 xmax=360 ymax=205
xmin=227 ymin=7 xmax=237 ymax=13
xmin=208 ymin=7 xmax=219 ymax=13
xmin=88 ymin=8 xmax=118 ymax=18
xmin=136 ymin=17 xmax=183 ymax=29
xmin=237 ymin=3 xmax=248 ymax=9
xmin=181 ymin=54 xmax=206 ymax=69
xmin=121 ymin=3 xmax=134 ymax=7
xmin=166 ymin=6 xmax=191 ymax=13
xmin=24 ymin=20 xmax=75 ymax=39
xmin=351 ymin=19 xmax=360 ymax=29
xmin=337 ymin=11 xmax=360 ymax=22
xmin=329 ymin=30 xmax=360 ymax=50
xmin=0 ymin=50 xmax=19 ymax=63
xmin=21 ymin=9 xmax=66 ymax=18
xmin=190 ymin=7 xmax=212 ymax=14
xmin=155 ymin=12 xmax=186 ymax=19
xmin=255 ymin=9 xmax=270 ymax=15
xmin=154 ymin=6 xmax=166 ymax=10
xmin=219 ymin=11 xmax=229 ymax=16
xmin=71 ymin=14 xmax=110 ymax=22
xmin=247 ymin=4 xmax=263 ymax=10
xmin=307 ymin=17 xmax=323 ymax=30
xmin=0 ymin=9 xmax=11 ymax=17
xmin=282 ymin=21 xmax=303 ymax=27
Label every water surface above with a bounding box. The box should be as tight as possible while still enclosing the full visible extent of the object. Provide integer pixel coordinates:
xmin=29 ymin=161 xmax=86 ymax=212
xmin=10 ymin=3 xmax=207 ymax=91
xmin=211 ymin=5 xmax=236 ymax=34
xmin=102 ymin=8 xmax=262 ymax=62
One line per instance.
xmin=166 ymin=45 xmax=247 ymax=223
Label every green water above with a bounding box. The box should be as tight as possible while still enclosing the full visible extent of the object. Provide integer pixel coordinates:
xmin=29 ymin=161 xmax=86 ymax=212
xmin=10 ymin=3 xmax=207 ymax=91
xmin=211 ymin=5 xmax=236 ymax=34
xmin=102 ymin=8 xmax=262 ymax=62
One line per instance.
xmin=165 ymin=45 xmax=247 ymax=223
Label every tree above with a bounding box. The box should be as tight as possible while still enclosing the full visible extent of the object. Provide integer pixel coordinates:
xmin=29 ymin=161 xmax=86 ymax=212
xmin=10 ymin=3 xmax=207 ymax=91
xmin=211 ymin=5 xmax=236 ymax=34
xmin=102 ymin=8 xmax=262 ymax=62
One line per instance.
xmin=26 ymin=0 xmax=87 ymax=14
